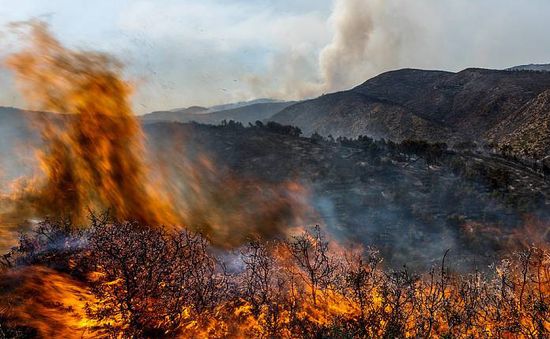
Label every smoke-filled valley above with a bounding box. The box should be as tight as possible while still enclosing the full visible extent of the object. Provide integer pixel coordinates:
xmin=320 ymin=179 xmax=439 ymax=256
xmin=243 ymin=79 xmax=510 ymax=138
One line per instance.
xmin=0 ymin=5 xmax=549 ymax=339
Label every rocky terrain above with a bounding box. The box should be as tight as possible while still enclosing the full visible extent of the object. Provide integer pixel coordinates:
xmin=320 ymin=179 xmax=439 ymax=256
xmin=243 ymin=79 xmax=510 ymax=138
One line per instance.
xmin=270 ymin=68 xmax=550 ymax=158
xmin=486 ymin=89 xmax=550 ymax=159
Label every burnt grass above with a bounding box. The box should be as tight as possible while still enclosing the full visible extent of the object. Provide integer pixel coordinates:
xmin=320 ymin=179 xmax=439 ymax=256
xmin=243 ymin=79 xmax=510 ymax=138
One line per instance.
xmin=145 ymin=121 xmax=550 ymax=268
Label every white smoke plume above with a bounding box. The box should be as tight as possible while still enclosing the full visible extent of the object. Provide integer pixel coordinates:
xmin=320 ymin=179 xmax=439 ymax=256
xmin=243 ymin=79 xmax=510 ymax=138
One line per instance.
xmin=245 ymin=0 xmax=396 ymax=99
xmin=245 ymin=0 xmax=550 ymax=101
xmin=319 ymin=0 xmax=383 ymax=92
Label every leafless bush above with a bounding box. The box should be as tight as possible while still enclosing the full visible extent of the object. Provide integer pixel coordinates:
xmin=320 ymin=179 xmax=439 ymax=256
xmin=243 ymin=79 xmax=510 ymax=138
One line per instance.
xmin=240 ymin=240 xmax=290 ymax=336
xmin=339 ymin=248 xmax=383 ymax=336
xmin=83 ymin=218 xmax=230 ymax=337
xmin=287 ymin=225 xmax=336 ymax=305
xmin=2 ymin=216 xmax=549 ymax=338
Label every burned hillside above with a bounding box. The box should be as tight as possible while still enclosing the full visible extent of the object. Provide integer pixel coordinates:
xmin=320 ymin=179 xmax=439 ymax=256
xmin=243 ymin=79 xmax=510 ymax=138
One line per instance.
xmin=144 ymin=121 xmax=550 ymax=268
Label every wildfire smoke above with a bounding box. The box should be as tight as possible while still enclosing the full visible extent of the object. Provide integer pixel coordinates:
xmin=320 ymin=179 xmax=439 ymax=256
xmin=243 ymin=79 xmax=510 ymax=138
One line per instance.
xmin=0 ymin=18 xmax=548 ymax=339
xmin=1 ymin=21 xmax=311 ymax=247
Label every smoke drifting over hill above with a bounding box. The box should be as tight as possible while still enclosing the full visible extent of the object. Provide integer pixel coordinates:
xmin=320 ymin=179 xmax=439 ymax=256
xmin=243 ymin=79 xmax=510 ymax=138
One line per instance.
xmin=1 ymin=1 xmax=550 ymax=112
xmin=246 ymin=0 xmax=550 ymax=100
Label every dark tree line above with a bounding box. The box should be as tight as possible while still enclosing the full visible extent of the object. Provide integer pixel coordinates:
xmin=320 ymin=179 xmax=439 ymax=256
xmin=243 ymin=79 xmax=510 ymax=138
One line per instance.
xmin=216 ymin=119 xmax=303 ymax=138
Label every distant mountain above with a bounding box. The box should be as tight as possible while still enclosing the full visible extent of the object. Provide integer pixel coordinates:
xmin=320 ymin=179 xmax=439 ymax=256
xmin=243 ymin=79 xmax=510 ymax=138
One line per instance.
xmin=207 ymin=98 xmax=281 ymax=112
xmin=271 ymin=68 xmax=550 ymax=158
xmin=144 ymin=106 xmax=209 ymax=120
xmin=164 ymin=99 xmax=279 ymax=114
xmin=142 ymin=100 xmax=295 ymax=125
xmin=199 ymin=101 xmax=297 ymax=125
xmin=5 ymin=67 xmax=550 ymax=163
xmin=170 ymin=106 xmax=209 ymax=114
xmin=507 ymin=63 xmax=550 ymax=72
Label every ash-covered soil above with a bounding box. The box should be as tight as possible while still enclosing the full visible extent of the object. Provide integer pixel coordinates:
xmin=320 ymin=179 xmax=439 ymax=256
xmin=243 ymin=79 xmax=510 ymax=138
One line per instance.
xmin=145 ymin=122 xmax=550 ymax=269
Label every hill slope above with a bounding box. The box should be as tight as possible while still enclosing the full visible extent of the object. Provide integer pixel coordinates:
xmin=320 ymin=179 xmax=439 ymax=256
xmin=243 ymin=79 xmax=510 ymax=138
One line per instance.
xmin=145 ymin=122 xmax=550 ymax=267
xmin=1 ymin=109 xmax=549 ymax=266
xmin=271 ymin=68 xmax=550 ymax=157
xmin=487 ymin=89 xmax=550 ymax=158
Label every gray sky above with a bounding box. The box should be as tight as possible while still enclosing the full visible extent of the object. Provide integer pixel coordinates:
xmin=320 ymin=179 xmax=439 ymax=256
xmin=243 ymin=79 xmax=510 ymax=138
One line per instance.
xmin=0 ymin=0 xmax=549 ymax=114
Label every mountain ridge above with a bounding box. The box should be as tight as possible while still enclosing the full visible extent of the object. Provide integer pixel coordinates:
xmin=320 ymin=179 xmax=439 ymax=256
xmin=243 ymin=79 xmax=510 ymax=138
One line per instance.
xmin=271 ymin=67 xmax=550 ymax=158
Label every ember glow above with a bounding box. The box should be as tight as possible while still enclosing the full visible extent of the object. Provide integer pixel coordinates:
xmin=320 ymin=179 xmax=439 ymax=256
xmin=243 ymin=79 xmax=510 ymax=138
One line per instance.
xmin=0 ymin=266 xmax=102 ymax=338
xmin=0 ymin=218 xmax=548 ymax=338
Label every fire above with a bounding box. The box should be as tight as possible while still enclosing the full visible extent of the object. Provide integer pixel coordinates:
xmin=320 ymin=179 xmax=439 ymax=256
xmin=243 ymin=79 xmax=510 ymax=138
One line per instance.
xmin=5 ymin=20 xmax=176 ymax=225
xmin=0 ymin=216 xmax=548 ymax=337
xmin=2 ymin=21 xmax=312 ymax=246
xmin=0 ymin=20 xmax=548 ymax=339
xmin=0 ymin=266 xmax=101 ymax=338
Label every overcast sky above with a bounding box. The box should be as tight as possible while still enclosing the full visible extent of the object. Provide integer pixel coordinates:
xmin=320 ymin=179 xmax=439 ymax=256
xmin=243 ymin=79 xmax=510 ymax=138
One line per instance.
xmin=0 ymin=0 xmax=549 ymax=114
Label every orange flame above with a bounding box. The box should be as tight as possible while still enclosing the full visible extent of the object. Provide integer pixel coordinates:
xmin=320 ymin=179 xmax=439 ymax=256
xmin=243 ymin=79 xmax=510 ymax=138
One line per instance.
xmin=0 ymin=266 xmax=102 ymax=338
xmin=1 ymin=20 xmax=314 ymax=250
xmin=4 ymin=21 xmax=181 ymax=226
xmin=4 ymin=21 xmax=176 ymax=226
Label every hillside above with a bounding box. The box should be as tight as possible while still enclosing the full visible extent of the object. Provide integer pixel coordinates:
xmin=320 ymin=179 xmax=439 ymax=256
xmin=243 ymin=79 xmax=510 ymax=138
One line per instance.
xmin=507 ymin=63 xmax=550 ymax=72
xmin=269 ymin=88 xmax=453 ymax=142
xmin=487 ymin=89 xmax=550 ymax=158
xmin=2 ymin=111 xmax=549 ymax=266
xmin=144 ymin=122 xmax=550 ymax=267
xmin=271 ymin=68 xmax=550 ymax=158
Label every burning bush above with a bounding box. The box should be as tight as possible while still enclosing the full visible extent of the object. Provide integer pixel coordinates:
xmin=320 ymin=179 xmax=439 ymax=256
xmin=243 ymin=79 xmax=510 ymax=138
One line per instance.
xmin=0 ymin=215 xmax=548 ymax=338
xmin=81 ymin=219 xmax=229 ymax=337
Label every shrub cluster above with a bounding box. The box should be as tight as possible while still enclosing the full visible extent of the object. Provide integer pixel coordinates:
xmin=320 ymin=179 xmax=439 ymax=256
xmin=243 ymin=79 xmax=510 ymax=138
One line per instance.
xmin=1 ymin=216 xmax=548 ymax=338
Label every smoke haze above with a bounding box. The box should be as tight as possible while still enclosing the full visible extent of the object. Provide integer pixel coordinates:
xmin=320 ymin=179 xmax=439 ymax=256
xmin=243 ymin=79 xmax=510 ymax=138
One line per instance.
xmin=0 ymin=1 xmax=549 ymax=111
xmin=245 ymin=0 xmax=550 ymax=100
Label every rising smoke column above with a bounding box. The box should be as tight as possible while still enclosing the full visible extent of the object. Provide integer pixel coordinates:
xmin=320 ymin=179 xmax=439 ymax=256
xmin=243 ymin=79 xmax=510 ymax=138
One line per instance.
xmin=319 ymin=0 xmax=378 ymax=92
xmin=246 ymin=0 xmax=400 ymax=98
